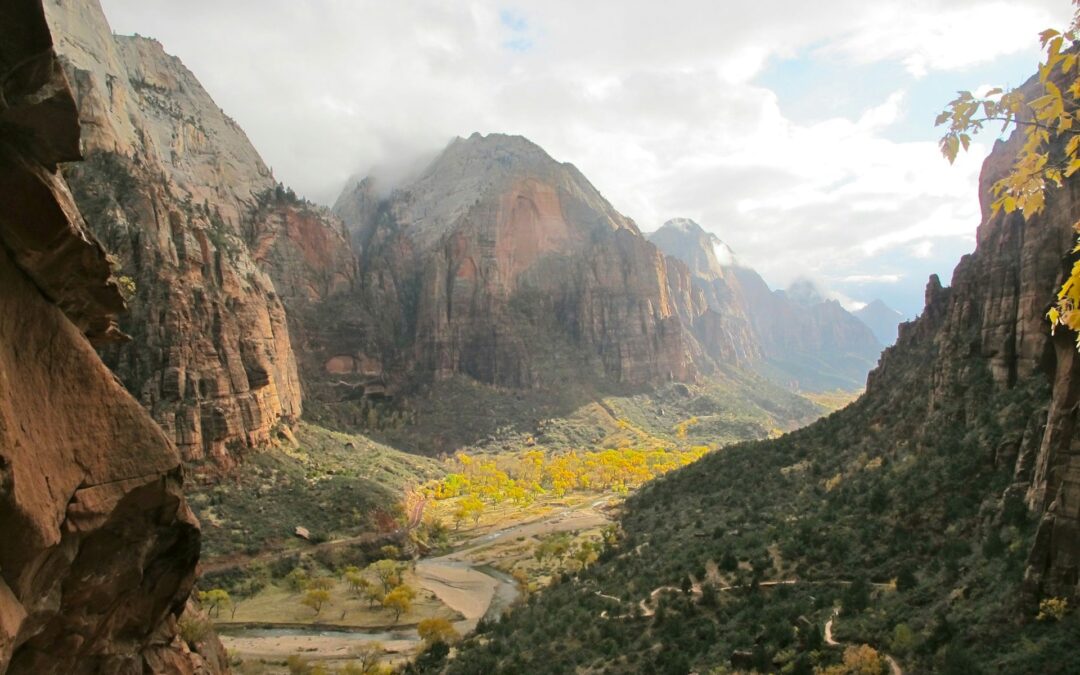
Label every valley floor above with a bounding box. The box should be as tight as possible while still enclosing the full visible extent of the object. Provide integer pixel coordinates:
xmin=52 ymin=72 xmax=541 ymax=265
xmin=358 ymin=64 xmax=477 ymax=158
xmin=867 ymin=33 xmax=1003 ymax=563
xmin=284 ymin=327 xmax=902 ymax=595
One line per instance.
xmin=217 ymin=492 xmax=617 ymax=673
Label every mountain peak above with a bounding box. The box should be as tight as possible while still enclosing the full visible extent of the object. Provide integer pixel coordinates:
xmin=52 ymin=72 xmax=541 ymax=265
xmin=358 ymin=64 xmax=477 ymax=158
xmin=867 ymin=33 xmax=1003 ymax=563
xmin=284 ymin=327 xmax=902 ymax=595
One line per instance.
xmin=662 ymin=217 xmax=706 ymax=235
xmin=853 ymin=298 xmax=905 ymax=345
xmin=650 ymin=218 xmax=739 ymax=279
xmin=336 ymin=132 xmax=639 ymax=248
xmin=783 ymin=277 xmax=827 ymax=306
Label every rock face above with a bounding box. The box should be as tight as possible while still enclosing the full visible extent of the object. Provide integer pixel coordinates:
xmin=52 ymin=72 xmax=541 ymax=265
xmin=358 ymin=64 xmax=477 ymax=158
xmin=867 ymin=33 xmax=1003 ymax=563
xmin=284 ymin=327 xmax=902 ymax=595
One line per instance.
xmin=853 ymin=299 xmax=905 ymax=346
xmin=43 ymin=0 xmax=716 ymax=449
xmin=648 ymin=219 xmax=761 ymax=367
xmin=650 ymin=219 xmax=883 ymax=391
xmin=330 ymin=133 xmax=705 ymax=391
xmin=861 ymin=99 xmax=1080 ymax=601
xmin=736 ymin=268 xmax=882 ymax=390
xmin=42 ymin=0 xmax=357 ymax=468
xmin=0 ymin=0 xmax=223 ymax=671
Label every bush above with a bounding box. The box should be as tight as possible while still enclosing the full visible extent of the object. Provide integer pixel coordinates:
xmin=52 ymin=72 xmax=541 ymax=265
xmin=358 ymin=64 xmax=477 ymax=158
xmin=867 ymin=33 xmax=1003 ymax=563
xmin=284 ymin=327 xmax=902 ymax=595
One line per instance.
xmin=178 ymin=614 xmax=211 ymax=645
xmin=1037 ymin=597 xmax=1068 ymax=622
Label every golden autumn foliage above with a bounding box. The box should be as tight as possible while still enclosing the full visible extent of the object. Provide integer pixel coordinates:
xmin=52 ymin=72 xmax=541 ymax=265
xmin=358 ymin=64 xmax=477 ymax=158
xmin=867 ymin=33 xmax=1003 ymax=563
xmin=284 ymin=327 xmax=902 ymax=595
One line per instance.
xmin=417 ymin=617 xmax=460 ymax=645
xmin=816 ymin=644 xmax=887 ymax=675
xmin=423 ymin=445 xmax=711 ymax=507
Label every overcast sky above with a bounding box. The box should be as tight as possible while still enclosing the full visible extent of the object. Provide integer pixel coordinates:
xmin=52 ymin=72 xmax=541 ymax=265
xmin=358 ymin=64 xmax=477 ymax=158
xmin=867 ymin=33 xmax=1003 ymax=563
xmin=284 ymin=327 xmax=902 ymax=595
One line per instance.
xmin=99 ymin=0 xmax=1072 ymax=317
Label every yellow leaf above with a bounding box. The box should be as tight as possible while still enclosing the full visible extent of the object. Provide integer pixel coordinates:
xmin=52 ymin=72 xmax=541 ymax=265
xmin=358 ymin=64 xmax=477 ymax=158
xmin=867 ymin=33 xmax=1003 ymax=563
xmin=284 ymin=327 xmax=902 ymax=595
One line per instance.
xmin=1064 ymin=310 xmax=1080 ymax=332
xmin=1002 ymin=196 xmax=1017 ymax=213
xmin=1066 ymin=134 xmax=1080 ymax=158
xmin=1040 ymin=29 xmax=1061 ymax=48
xmin=1031 ymin=94 xmax=1057 ymax=110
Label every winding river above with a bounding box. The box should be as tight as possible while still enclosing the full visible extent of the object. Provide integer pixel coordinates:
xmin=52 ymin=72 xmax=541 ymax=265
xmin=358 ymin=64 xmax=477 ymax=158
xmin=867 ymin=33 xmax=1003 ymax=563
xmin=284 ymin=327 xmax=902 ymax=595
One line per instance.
xmin=219 ymin=497 xmax=612 ymax=663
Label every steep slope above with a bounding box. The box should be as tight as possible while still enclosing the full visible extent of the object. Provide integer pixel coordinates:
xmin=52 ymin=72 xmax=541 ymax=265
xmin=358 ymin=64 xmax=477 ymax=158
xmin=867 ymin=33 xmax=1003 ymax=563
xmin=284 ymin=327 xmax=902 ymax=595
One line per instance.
xmin=854 ymin=299 xmax=905 ymax=345
xmin=650 ymin=219 xmax=883 ymax=391
xmin=648 ymin=219 xmax=761 ymax=367
xmin=329 ymin=133 xmax=706 ymax=395
xmin=435 ymin=77 xmax=1080 ymax=675
xmin=0 ymin=1 xmax=223 ymax=670
xmin=735 ymin=267 xmax=883 ymax=391
xmin=43 ymin=0 xmax=355 ymax=469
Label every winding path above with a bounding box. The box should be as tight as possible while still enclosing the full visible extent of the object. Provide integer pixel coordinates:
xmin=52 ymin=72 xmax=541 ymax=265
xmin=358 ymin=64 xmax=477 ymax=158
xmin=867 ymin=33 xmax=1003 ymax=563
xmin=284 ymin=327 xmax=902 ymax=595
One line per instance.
xmin=825 ymin=609 xmax=903 ymax=675
xmin=599 ymin=578 xmax=903 ymax=674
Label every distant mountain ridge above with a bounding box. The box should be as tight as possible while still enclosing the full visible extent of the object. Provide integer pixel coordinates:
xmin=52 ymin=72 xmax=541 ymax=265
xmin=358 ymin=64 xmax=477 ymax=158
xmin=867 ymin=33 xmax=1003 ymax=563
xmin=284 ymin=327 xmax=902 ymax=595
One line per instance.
xmin=649 ymin=219 xmax=883 ymax=391
xmin=44 ymin=0 xmax=840 ymax=465
xmin=854 ymin=298 xmax=906 ymax=345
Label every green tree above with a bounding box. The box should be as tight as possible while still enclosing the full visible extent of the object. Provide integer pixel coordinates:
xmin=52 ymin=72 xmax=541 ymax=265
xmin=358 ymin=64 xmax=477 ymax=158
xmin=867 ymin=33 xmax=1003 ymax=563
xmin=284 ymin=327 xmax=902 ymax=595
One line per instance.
xmin=285 ymin=567 xmax=309 ymax=594
xmin=197 ymin=589 xmax=231 ymax=618
xmin=890 ymin=622 xmax=916 ymax=655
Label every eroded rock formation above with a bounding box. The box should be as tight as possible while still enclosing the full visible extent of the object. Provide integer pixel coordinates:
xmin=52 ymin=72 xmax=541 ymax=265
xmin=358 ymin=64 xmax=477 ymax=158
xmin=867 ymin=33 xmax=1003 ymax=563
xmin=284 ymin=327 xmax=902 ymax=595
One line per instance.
xmin=41 ymin=0 xmax=360 ymax=468
xmin=0 ymin=0 xmax=223 ymax=671
xmin=864 ymin=95 xmax=1080 ymax=601
xmin=330 ymin=133 xmax=706 ymax=391
xmin=650 ymin=218 xmax=883 ymax=390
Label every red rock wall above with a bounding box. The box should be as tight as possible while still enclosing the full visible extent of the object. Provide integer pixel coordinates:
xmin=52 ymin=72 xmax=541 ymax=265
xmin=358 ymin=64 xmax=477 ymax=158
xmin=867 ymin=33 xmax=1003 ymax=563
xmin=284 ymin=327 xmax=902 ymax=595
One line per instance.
xmin=0 ymin=0 xmax=224 ymax=671
xmin=43 ymin=0 xmax=312 ymax=468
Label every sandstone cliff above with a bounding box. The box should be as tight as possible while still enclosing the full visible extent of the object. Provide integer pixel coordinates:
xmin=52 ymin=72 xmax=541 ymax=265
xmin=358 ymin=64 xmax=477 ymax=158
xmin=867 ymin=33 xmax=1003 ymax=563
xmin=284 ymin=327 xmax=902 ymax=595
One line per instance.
xmin=647 ymin=219 xmax=761 ymax=367
xmin=650 ymin=218 xmax=883 ymax=391
xmin=42 ymin=0 xmax=359 ymax=469
xmin=330 ymin=133 xmax=707 ymax=393
xmin=0 ymin=1 xmax=224 ymax=671
xmin=861 ymin=100 xmax=1080 ymax=601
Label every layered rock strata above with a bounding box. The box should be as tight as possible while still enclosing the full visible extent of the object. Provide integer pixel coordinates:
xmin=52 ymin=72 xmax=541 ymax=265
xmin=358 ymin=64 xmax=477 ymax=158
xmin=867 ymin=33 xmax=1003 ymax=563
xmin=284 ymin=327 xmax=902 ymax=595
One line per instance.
xmin=0 ymin=1 xmax=223 ymax=671
xmin=43 ymin=0 xmax=345 ymax=466
xmin=864 ymin=113 xmax=1080 ymax=600
xmin=649 ymin=218 xmax=883 ymax=390
xmin=331 ymin=133 xmax=706 ymax=391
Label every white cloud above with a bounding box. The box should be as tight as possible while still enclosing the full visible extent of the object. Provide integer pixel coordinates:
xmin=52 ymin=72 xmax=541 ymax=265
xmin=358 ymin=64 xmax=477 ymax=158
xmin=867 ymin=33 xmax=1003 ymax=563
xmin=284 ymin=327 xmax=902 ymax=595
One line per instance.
xmin=911 ymin=240 xmax=935 ymax=258
xmin=820 ymin=1 xmax=1063 ymax=77
xmin=843 ymin=274 xmax=904 ymax=284
xmin=93 ymin=0 xmax=1072 ymax=301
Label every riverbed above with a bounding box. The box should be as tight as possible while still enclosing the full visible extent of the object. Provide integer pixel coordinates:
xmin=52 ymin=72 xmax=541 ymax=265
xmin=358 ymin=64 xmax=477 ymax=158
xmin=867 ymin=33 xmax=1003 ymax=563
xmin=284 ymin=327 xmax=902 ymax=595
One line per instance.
xmin=219 ymin=495 xmax=614 ymax=669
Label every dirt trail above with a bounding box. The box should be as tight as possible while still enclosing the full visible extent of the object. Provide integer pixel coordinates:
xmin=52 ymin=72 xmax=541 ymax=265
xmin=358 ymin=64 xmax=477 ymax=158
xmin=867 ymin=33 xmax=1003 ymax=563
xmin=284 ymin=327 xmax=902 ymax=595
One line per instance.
xmin=825 ymin=610 xmax=903 ymax=675
xmin=599 ymin=577 xmax=903 ymax=675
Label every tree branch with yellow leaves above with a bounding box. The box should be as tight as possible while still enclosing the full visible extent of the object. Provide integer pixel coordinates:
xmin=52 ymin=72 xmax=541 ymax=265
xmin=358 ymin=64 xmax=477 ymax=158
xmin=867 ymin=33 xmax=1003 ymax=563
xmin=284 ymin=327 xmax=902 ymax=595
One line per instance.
xmin=937 ymin=3 xmax=1080 ymax=344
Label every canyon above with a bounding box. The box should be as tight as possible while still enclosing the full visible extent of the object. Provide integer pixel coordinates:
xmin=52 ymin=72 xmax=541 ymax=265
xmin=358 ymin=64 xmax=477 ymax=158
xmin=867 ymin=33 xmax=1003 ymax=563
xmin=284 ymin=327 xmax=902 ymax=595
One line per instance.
xmin=0 ymin=0 xmax=1077 ymax=672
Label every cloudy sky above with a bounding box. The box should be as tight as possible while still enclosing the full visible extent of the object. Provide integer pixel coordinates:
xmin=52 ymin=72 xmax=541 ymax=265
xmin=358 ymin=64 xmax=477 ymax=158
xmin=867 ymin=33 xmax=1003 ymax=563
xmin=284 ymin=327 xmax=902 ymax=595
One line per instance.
xmin=99 ymin=0 xmax=1072 ymax=317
